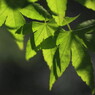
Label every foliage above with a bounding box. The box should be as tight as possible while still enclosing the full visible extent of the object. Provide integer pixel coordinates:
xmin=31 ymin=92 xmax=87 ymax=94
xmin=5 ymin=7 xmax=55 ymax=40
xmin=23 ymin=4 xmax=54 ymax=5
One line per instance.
xmin=0 ymin=0 xmax=95 ymax=94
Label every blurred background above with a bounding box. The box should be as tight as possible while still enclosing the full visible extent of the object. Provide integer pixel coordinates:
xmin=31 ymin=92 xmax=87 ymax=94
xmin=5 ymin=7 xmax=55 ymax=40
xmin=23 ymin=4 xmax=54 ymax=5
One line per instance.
xmin=0 ymin=0 xmax=95 ymax=95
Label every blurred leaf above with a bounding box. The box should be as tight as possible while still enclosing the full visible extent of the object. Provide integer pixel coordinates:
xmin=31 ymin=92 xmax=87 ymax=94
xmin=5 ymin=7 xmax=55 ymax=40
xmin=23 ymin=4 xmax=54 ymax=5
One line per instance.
xmin=8 ymin=28 xmax=24 ymax=50
xmin=19 ymin=3 xmax=51 ymax=21
xmin=0 ymin=0 xmax=51 ymax=29
xmin=46 ymin=0 xmax=67 ymax=25
xmin=75 ymin=0 xmax=95 ymax=11
xmin=5 ymin=9 xmax=25 ymax=28
xmin=28 ymin=0 xmax=38 ymax=2
xmin=74 ymin=19 xmax=95 ymax=52
xmin=0 ymin=0 xmax=25 ymax=28
xmin=18 ymin=22 xmax=33 ymax=35
xmin=26 ymin=39 xmax=37 ymax=60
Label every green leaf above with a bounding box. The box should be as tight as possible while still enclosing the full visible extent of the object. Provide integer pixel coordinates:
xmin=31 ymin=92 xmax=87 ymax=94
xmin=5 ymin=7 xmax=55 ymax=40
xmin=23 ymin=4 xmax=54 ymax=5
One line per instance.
xmin=0 ymin=8 xmax=7 ymax=26
xmin=75 ymin=0 xmax=95 ymax=11
xmin=62 ymin=15 xmax=79 ymax=26
xmin=49 ymin=30 xmax=72 ymax=90
xmin=49 ymin=30 xmax=94 ymax=92
xmin=16 ymin=20 xmax=58 ymax=53
xmin=0 ymin=1 xmax=8 ymax=26
xmin=39 ymin=36 xmax=56 ymax=49
xmin=71 ymin=35 xmax=94 ymax=93
xmin=19 ymin=3 xmax=51 ymax=21
xmin=56 ymin=29 xmax=71 ymax=45
xmin=26 ymin=39 xmax=37 ymax=60
xmin=75 ymin=19 xmax=95 ymax=30
xmin=32 ymin=21 xmax=44 ymax=32
xmin=18 ymin=22 xmax=33 ymax=35
xmin=46 ymin=0 xmax=67 ymax=25
xmin=28 ymin=0 xmax=38 ymax=2
xmin=8 ymin=28 xmax=24 ymax=50
xmin=74 ymin=19 xmax=95 ymax=52
xmin=42 ymin=48 xmax=57 ymax=69
xmin=0 ymin=0 xmax=25 ymax=28
xmin=5 ymin=9 xmax=25 ymax=28
xmin=33 ymin=20 xmax=58 ymax=47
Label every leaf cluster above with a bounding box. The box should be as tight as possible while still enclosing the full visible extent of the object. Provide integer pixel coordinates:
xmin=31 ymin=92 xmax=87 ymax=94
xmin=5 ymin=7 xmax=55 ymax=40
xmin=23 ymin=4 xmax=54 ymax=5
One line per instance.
xmin=0 ymin=0 xmax=95 ymax=94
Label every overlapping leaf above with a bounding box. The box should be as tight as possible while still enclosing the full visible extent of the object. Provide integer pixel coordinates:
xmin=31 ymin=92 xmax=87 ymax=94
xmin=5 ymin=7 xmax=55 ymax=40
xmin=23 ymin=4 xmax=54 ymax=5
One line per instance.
xmin=74 ymin=19 xmax=95 ymax=52
xmin=0 ymin=0 xmax=52 ymax=49
xmin=62 ymin=15 xmax=79 ymax=26
xmin=0 ymin=0 xmax=51 ymax=29
xmin=48 ymin=29 xmax=94 ymax=93
xmin=49 ymin=30 xmax=72 ymax=90
xmin=71 ymin=35 xmax=94 ymax=93
xmin=32 ymin=20 xmax=58 ymax=47
xmin=22 ymin=20 xmax=58 ymax=60
xmin=1 ymin=0 xmax=94 ymax=93
xmin=19 ymin=3 xmax=51 ymax=21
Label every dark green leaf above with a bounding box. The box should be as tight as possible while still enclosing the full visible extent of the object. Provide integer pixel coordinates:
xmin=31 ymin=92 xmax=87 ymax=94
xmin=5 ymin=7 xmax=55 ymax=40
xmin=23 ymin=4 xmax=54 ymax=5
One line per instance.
xmin=74 ymin=19 xmax=95 ymax=52
xmin=39 ymin=36 xmax=56 ymax=49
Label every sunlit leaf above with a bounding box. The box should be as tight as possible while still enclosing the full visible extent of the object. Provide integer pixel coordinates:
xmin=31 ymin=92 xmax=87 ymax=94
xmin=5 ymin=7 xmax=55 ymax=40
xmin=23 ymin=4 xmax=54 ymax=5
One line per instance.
xmin=46 ymin=0 xmax=67 ymax=25
xmin=19 ymin=3 xmax=51 ymax=21
xmin=62 ymin=15 xmax=79 ymax=26
xmin=8 ymin=28 xmax=24 ymax=50
xmin=43 ymin=48 xmax=57 ymax=69
xmin=0 ymin=0 xmax=51 ymax=29
xmin=0 ymin=0 xmax=25 ymax=28
xmin=28 ymin=0 xmax=38 ymax=2
xmin=5 ymin=9 xmax=25 ymax=28
xmin=71 ymin=35 xmax=94 ymax=93
xmin=33 ymin=20 xmax=58 ymax=47
xmin=49 ymin=30 xmax=72 ymax=90
xmin=26 ymin=39 xmax=37 ymax=60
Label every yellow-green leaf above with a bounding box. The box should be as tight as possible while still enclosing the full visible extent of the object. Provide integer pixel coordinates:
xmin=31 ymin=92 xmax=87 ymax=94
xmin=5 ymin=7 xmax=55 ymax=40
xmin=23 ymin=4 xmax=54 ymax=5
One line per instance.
xmin=46 ymin=0 xmax=67 ymax=25
xmin=71 ymin=35 xmax=94 ymax=93
xmin=26 ymin=39 xmax=37 ymax=60
xmin=49 ymin=30 xmax=72 ymax=90
xmin=42 ymin=48 xmax=57 ymax=69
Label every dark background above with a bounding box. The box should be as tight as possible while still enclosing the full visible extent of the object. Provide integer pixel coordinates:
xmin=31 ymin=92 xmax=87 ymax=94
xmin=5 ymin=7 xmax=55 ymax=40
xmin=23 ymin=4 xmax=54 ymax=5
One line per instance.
xmin=0 ymin=0 xmax=95 ymax=95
